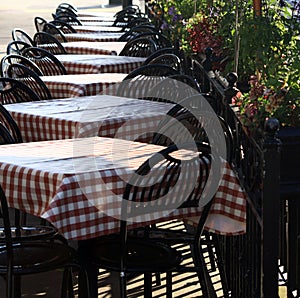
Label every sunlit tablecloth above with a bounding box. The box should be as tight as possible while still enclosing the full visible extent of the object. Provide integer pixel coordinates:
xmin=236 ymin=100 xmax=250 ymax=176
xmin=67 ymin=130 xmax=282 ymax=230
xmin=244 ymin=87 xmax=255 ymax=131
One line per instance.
xmin=64 ymin=32 xmax=123 ymax=42
xmin=41 ymin=73 xmax=127 ymax=98
xmin=56 ymin=54 xmax=145 ymax=74
xmin=60 ymin=41 xmax=126 ymax=55
xmin=5 ymin=95 xmax=173 ymax=142
xmin=0 ymin=137 xmax=247 ymax=240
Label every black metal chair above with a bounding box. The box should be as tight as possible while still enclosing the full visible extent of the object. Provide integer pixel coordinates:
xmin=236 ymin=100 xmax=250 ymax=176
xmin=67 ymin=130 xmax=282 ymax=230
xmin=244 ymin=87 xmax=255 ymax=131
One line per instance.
xmin=0 ymin=122 xmax=15 ymax=145
xmin=6 ymin=63 xmax=52 ymax=101
xmin=34 ymin=16 xmax=48 ymax=32
xmin=78 ymin=141 xmax=214 ymax=298
xmin=11 ymin=28 xmax=34 ymax=46
xmin=42 ymin=22 xmax=68 ymax=43
xmin=23 ymin=47 xmax=67 ymax=76
xmin=0 ymin=104 xmax=23 ymax=143
xmin=49 ymin=20 xmax=77 ymax=33
xmin=143 ymin=47 xmax=179 ymax=65
xmin=6 ymin=40 xmax=32 ymax=56
xmin=33 ymin=32 xmax=67 ymax=55
xmin=147 ymin=74 xmax=201 ymax=104
xmin=53 ymin=14 xmax=82 ymax=26
xmin=147 ymin=53 xmax=182 ymax=72
xmin=0 ymin=181 xmax=82 ymax=298
xmin=119 ymin=37 xmax=157 ymax=57
xmin=0 ymin=77 xmax=41 ymax=104
xmin=132 ymin=32 xmax=172 ymax=49
xmin=118 ymin=25 xmax=156 ymax=42
xmin=0 ymin=54 xmax=43 ymax=77
xmin=152 ymin=94 xmax=234 ymax=162
xmin=116 ymin=64 xmax=179 ymax=100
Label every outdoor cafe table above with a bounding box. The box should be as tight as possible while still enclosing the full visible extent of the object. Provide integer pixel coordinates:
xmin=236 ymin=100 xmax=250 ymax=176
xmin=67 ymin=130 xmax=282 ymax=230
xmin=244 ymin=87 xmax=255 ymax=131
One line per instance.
xmin=64 ymin=32 xmax=124 ymax=42
xmin=55 ymin=54 xmax=146 ymax=74
xmin=60 ymin=41 xmax=126 ymax=55
xmin=73 ymin=25 xmax=123 ymax=34
xmin=5 ymin=95 xmax=173 ymax=143
xmin=41 ymin=73 xmax=127 ymax=98
xmin=0 ymin=136 xmax=247 ymax=241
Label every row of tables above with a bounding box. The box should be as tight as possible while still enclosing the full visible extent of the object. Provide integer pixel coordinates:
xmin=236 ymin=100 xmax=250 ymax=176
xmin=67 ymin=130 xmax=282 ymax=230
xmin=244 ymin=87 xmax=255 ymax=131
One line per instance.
xmin=1 ymin=8 xmax=247 ymax=243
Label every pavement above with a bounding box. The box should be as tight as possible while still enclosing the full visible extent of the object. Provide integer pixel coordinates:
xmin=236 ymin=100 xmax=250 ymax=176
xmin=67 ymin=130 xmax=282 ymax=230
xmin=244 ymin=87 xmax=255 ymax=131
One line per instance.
xmin=0 ymin=0 xmax=122 ymax=58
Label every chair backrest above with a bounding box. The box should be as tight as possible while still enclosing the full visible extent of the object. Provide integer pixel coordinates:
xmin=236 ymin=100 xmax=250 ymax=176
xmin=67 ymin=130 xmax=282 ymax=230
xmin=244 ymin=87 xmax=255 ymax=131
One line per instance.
xmin=0 ymin=77 xmax=41 ymax=105
xmin=121 ymin=141 xmax=212 ymax=234
xmin=147 ymin=75 xmax=201 ymax=104
xmin=116 ymin=64 xmax=179 ymax=99
xmin=147 ymin=53 xmax=182 ymax=72
xmin=0 ymin=104 xmax=23 ymax=143
xmin=1 ymin=54 xmax=44 ymax=77
xmin=42 ymin=23 xmax=68 ymax=43
xmin=152 ymin=94 xmax=233 ymax=162
xmin=132 ymin=32 xmax=172 ymax=49
xmin=0 ymin=122 xmax=16 ymax=144
xmin=118 ymin=25 xmax=156 ymax=42
xmin=33 ymin=32 xmax=67 ymax=55
xmin=7 ymin=63 xmax=52 ymax=100
xmin=53 ymin=14 xmax=82 ymax=26
xmin=119 ymin=37 xmax=157 ymax=57
xmin=6 ymin=40 xmax=32 ymax=56
xmin=23 ymin=47 xmax=67 ymax=76
xmin=34 ymin=16 xmax=48 ymax=32
xmin=143 ymin=47 xmax=179 ymax=65
xmin=49 ymin=20 xmax=77 ymax=33
xmin=11 ymin=28 xmax=34 ymax=46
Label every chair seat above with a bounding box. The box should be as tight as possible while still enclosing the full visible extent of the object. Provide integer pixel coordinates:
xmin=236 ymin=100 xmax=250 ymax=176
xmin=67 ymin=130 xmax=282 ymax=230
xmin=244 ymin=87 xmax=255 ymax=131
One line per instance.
xmin=86 ymin=236 xmax=182 ymax=272
xmin=0 ymin=225 xmax=57 ymax=241
xmin=0 ymin=242 xmax=76 ymax=274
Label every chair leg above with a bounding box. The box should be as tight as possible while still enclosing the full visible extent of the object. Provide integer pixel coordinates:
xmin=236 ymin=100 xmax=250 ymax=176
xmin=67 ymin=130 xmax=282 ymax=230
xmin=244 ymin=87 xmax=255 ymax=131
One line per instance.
xmin=166 ymin=271 xmax=172 ymax=298
xmin=144 ymin=273 xmax=153 ymax=298
xmin=119 ymin=271 xmax=127 ymax=298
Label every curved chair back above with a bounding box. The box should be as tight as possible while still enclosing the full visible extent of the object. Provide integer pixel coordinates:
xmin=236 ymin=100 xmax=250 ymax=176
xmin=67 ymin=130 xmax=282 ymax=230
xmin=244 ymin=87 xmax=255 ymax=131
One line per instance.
xmin=117 ymin=64 xmax=179 ymax=99
xmin=33 ymin=32 xmax=67 ymax=55
xmin=119 ymin=37 xmax=157 ymax=57
xmin=11 ymin=28 xmax=34 ymax=46
xmin=0 ymin=104 xmax=23 ymax=143
xmin=133 ymin=32 xmax=172 ymax=49
xmin=147 ymin=53 xmax=182 ymax=72
xmin=49 ymin=20 xmax=77 ymax=33
xmin=34 ymin=16 xmax=48 ymax=32
xmin=23 ymin=47 xmax=67 ymax=76
xmin=1 ymin=54 xmax=44 ymax=77
xmin=6 ymin=40 xmax=32 ymax=56
xmin=0 ymin=77 xmax=41 ymax=105
xmin=7 ymin=63 xmax=52 ymax=100
xmin=42 ymin=23 xmax=68 ymax=43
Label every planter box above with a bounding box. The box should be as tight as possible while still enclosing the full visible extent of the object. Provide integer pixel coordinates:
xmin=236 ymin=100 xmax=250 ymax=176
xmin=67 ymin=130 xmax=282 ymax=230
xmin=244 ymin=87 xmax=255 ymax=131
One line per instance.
xmin=278 ymin=126 xmax=300 ymax=184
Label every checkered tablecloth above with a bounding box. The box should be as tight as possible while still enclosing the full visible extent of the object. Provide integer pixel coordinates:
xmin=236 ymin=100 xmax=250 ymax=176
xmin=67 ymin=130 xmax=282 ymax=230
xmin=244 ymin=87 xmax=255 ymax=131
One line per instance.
xmin=64 ymin=32 xmax=123 ymax=42
xmin=5 ymin=95 xmax=173 ymax=142
xmin=56 ymin=54 xmax=146 ymax=74
xmin=0 ymin=137 xmax=247 ymax=240
xmin=73 ymin=25 xmax=123 ymax=33
xmin=41 ymin=73 xmax=127 ymax=98
xmin=60 ymin=41 xmax=126 ymax=55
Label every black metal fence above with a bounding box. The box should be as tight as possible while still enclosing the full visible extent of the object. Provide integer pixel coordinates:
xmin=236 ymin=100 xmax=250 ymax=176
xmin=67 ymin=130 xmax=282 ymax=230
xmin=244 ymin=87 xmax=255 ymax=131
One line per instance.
xmin=192 ymin=60 xmax=290 ymax=297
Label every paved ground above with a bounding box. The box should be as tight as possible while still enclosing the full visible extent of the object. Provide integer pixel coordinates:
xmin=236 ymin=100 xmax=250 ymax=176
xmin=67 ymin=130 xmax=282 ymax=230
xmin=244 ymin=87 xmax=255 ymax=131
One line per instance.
xmin=0 ymin=0 xmax=122 ymax=57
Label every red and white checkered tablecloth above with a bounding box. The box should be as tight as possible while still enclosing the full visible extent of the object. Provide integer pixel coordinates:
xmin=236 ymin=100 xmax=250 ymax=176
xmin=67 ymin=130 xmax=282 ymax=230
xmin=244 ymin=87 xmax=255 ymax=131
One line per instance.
xmin=5 ymin=95 xmax=174 ymax=143
xmin=56 ymin=54 xmax=146 ymax=74
xmin=64 ymin=32 xmax=123 ymax=42
xmin=73 ymin=25 xmax=123 ymax=34
xmin=41 ymin=73 xmax=127 ymax=98
xmin=60 ymin=41 xmax=126 ymax=55
xmin=0 ymin=137 xmax=247 ymax=240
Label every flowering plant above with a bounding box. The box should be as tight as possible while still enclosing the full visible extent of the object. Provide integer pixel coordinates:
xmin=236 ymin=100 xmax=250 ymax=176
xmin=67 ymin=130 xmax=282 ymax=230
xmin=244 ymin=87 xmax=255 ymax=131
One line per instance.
xmin=234 ymin=75 xmax=300 ymax=136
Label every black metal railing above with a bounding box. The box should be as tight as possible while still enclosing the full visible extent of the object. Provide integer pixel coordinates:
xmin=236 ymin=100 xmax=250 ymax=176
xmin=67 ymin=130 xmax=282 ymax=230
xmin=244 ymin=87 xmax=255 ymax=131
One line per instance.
xmin=192 ymin=60 xmax=284 ymax=297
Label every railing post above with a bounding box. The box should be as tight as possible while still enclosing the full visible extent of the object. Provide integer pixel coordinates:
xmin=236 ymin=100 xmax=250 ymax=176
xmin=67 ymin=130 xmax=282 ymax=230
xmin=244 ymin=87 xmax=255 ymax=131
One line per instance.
xmin=261 ymin=118 xmax=281 ymax=298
